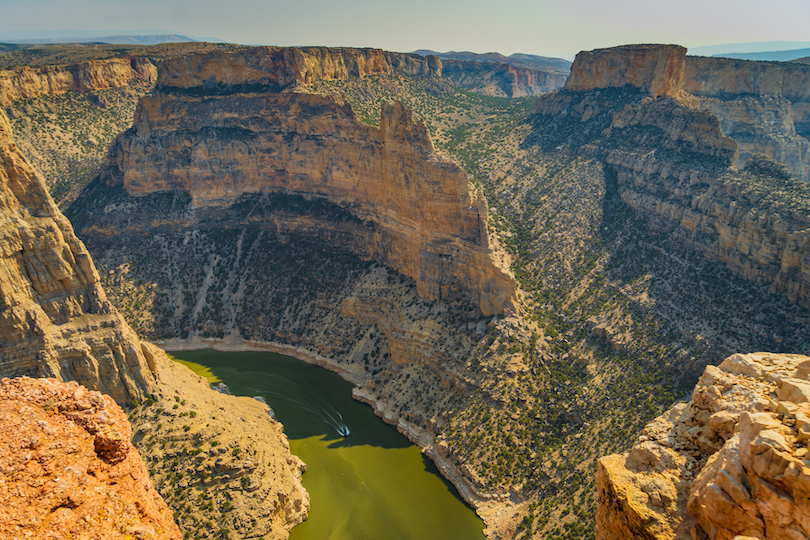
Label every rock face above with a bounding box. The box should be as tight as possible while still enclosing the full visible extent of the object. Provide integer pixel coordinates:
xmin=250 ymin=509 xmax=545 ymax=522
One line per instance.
xmin=564 ymin=44 xmax=687 ymax=98
xmin=440 ymin=59 xmax=567 ymax=97
xmin=0 ymin=108 xmax=159 ymax=403
xmin=563 ymin=44 xmax=810 ymax=181
xmin=0 ymin=376 xmax=181 ymax=539
xmin=537 ymin=44 xmax=810 ymax=310
xmin=596 ymin=352 xmax=810 ymax=540
xmin=155 ymin=46 xmax=440 ymax=89
xmin=100 ymin=53 xmax=515 ymax=315
xmin=0 ymin=58 xmax=157 ymax=106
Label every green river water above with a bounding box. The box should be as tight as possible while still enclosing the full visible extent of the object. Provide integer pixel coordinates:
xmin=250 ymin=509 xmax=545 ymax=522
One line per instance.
xmin=169 ymin=349 xmax=485 ymax=540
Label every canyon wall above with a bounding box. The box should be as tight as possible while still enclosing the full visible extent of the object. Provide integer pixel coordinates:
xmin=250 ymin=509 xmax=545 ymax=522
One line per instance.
xmin=0 ymin=57 xmax=157 ymax=106
xmin=0 ymin=108 xmax=159 ymax=403
xmin=540 ymin=44 xmax=810 ymax=309
xmin=596 ymin=352 xmax=810 ymax=540
xmin=100 ymin=60 xmax=515 ymax=315
xmin=155 ymin=46 xmax=440 ymax=89
xmin=564 ymin=44 xmax=810 ymax=182
xmin=0 ymin=376 xmax=181 ymax=540
xmin=441 ymin=59 xmax=567 ymax=97
xmin=0 ymin=105 xmax=310 ymax=539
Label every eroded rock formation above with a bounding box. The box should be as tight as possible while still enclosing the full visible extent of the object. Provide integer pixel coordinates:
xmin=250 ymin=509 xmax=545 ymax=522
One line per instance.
xmin=440 ymin=59 xmax=567 ymax=97
xmin=597 ymin=352 xmax=810 ymax=539
xmin=0 ymin=376 xmax=181 ymax=540
xmin=0 ymin=108 xmax=159 ymax=403
xmin=99 ymin=52 xmax=515 ymax=315
xmin=155 ymin=46 xmax=440 ymax=89
xmin=563 ymin=43 xmax=810 ymax=181
xmin=0 ymin=58 xmax=157 ymax=106
xmin=534 ymin=44 xmax=810 ymax=310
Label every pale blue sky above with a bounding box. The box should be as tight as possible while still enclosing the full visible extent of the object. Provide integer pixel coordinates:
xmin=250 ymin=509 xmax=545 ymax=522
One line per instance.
xmin=1 ymin=0 xmax=808 ymax=59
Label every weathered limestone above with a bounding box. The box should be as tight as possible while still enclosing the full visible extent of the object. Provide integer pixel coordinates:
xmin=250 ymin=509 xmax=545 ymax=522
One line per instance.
xmin=0 ymin=376 xmax=181 ymax=539
xmin=0 ymin=108 xmax=159 ymax=403
xmin=155 ymin=46 xmax=440 ymax=89
xmin=0 ymin=58 xmax=157 ymax=106
xmin=441 ymin=59 xmax=567 ymax=97
xmin=565 ymin=44 xmax=687 ymax=98
xmin=100 ymin=64 xmax=515 ymax=315
xmin=597 ymin=353 xmax=810 ymax=540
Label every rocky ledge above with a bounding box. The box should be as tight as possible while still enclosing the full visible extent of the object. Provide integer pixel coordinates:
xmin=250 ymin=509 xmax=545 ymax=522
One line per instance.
xmin=597 ymin=352 xmax=810 ymax=539
xmin=0 ymin=376 xmax=181 ymax=539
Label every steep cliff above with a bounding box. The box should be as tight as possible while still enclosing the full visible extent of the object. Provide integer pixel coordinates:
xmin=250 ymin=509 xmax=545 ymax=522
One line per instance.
xmin=0 ymin=376 xmax=181 ymax=540
xmin=563 ymin=44 xmax=810 ymax=182
xmin=597 ymin=352 xmax=810 ymax=540
xmin=0 ymin=106 xmax=310 ymax=539
xmin=0 ymin=57 xmax=157 ymax=106
xmin=155 ymin=46 xmax=440 ymax=90
xmin=440 ymin=59 xmax=567 ymax=97
xmin=536 ymin=45 xmax=810 ymax=310
xmin=0 ymin=108 xmax=159 ymax=403
xmin=99 ymin=59 xmax=514 ymax=315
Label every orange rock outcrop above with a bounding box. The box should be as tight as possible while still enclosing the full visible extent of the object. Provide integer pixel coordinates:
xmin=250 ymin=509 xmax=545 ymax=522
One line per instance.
xmin=0 ymin=376 xmax=181 ymax=540
xmin=0 ymin=58 xmax=157 ymax=106
xmin=0 ymin=108 xmax=160 ymax=403
xmin=100 ymin=58 xmax=515 ymax=315
xmin=597 ymin=352 xmax=810 ymax=540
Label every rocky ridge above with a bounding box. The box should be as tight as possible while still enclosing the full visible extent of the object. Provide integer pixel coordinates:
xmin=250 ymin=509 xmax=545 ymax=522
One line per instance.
xmin=99 ymin=52 xmax=515 ymax=315
xmin=0 ymin=106 xmax=309 ymax=539
xmin=597 ymin=352 xmax=810 ymax=539
xmin=0 ymin=107 xmax=159 ymax=403
xmin=440 ymin=59 xmax=567 ymax=97
xmin=0 ymin=57 xmax=157 ymax=106
xmin=536 ymin=44 xmax=810 ymax=311
xmin=0 ymin=376 xmax=181 ymax=539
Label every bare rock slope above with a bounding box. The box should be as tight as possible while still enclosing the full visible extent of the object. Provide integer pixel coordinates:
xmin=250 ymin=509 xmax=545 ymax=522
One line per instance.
xmin=597 ymin=352 xmax=810 ymax=539
xmin=0 ymin=376 xmax=181 ymax=540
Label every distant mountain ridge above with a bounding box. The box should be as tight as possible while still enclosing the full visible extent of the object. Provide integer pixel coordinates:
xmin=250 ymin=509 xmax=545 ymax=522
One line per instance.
xmin=4 ymin=34 xmax=204 ymax=45
xmin=413 ymin=49 xmax=571 ymax=74
xmin=714 ymin=47 xmax=810 ymax=62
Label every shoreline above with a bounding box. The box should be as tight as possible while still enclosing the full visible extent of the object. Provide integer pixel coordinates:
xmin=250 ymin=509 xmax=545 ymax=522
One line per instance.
xmin=154 ymin=336 xmax=524 ymax=539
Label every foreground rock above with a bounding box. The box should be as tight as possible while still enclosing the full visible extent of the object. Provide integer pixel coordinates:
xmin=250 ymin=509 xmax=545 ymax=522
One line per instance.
xmin=597 ymin=352 xmax=810 ymax=539
xmin=0 ymin=377 xmax=181 ymax=539
xmin=0 ymin=105 xmax=309 ymax=538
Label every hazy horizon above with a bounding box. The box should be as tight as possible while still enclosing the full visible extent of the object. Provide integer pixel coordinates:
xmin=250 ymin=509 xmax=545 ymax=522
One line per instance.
xmin=1 ymin=0 xmax=808 ymax=60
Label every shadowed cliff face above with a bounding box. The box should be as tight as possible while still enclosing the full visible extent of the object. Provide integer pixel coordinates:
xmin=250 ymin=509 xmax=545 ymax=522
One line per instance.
xmin=0 ymin=109 xmax=159 ymax=403
xmin=99 ymin=80 xmax=515 ymax=315
xmin=440 ymin=59 xmax=568 ymax=97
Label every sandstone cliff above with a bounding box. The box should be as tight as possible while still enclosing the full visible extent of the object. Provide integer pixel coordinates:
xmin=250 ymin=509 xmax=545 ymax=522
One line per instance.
xmin=0 ymin=106 xmax=310 ymax=539
xmin=537 ymin=44 xmax=810 ymax=310
xmin=0 ymin=108 xmax=159 ymax=403
xmin=99 ymin=64 xmax=515 ymax=315
xmin=0 ymin=57 xmax=157 ymax=106
xmin=0 ymin=376 xmax=181 ymax=539
xmin=597 ymin=352 xmax=810 ymax=540
xmin=155 ymin=46 xmax=440 ymax=90
xmin=564 ymin=43 xmax=810 ymax=181
xmin=564 ymin=44 xmax=687 ymax=98
xmin=441 ymin=59 xmax=567 ymax=97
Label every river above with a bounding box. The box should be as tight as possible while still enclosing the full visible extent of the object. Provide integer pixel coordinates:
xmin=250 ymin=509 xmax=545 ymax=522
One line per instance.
xmin=169 ymin=349 xmax=486 ymax=540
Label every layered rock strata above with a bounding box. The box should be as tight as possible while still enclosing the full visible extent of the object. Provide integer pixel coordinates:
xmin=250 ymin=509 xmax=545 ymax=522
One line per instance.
xmin=538 ymin=44 xmax=810 ymax=310
xmin=0 ymin=376 xmax=181 ymax=540
xmin=597 ymin=352 xmax=810 ymax=540
xmin=100 ymin=73 xmax=515 ymax=315
xmin=0 ymin=57 xmax=157 ymax=106
xmin=440 ymin=59 xmax=567 ymax=97
xmin=564 ymin=43 xmax=810 ymax=181
xmin=0 ymin=108 xmax=159 ymax=403
xmin=155 ymin=46 xmax=440 ymax=90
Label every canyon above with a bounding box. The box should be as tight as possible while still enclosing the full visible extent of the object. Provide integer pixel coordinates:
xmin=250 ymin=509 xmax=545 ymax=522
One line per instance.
xmin=1 ymin=40 xmax=810 ymax=540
